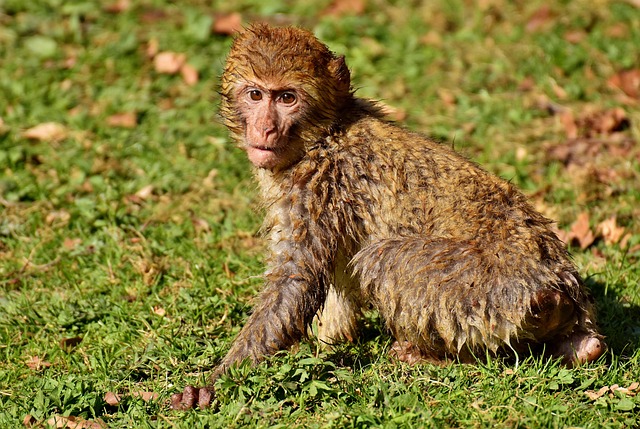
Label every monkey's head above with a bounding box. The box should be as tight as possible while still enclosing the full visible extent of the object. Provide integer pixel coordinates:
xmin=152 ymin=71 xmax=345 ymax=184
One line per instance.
xmin=220 ymin=23 xmax=352 ymax=171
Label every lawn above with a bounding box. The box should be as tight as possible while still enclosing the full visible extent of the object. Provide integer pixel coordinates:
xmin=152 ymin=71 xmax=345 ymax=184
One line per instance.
xmin=1 ymin=0 xmax=639 ymax=427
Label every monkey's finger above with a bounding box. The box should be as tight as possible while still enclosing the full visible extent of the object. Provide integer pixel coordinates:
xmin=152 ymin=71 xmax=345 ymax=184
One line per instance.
xmin=197 ymin=387 xmax=214 ymax=409
xmin=170 ymin=385 xmax=197 ymax=410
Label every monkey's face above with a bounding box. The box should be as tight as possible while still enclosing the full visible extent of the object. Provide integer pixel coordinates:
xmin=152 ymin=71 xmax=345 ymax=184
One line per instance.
xmin=235 ymin=82 xmax=306 ymax=170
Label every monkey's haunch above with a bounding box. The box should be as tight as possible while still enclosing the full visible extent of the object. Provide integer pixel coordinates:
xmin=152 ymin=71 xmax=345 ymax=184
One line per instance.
xmin=352 ymin=237 xmax=584 ymax=356
xmin=173 ymin=23 xmax=606 ymax=409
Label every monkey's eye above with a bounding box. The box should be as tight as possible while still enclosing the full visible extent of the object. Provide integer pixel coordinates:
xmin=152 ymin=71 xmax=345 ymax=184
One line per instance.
xmin=248 ymin=90 xmax=263 ymax=101
xmin=279 ymin=92 xmax=296 ymax=104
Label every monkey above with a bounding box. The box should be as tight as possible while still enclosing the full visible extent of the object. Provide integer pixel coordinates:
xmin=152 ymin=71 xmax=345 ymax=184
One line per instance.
xmin=171 ymin=23 xmax=605 ymax=409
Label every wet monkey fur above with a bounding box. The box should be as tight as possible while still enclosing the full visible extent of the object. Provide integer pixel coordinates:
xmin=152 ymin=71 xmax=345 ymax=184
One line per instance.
xmin=171 ymin=24 xmax=605 ymax=409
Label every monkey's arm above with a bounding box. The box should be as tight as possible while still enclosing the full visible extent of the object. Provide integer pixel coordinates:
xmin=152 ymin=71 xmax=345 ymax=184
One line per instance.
xmin=171 ymin=240 xmax=331 ymax=410
xmin=212 ymin=261 xmax=328 ymax=379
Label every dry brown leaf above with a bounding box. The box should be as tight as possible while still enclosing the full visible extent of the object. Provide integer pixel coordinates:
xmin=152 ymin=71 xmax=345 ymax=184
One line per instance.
xmin=180 ymin=63 xmax=199 ymax=86
xmin=570 ymin=212 xmax=595 ymax=249
xmin=559 ymin=110 xmax=578 ymax=139
xmin=606 ymin=23 xmax=628 ymax=38
xmin=437 ymin=89 xmax=456 ymax=106
xmin=104 ymin=391 xmax=121 ymax=406
xmin=191 ymin=216 xmax=211 ymax=232
xmin=146 ymin=38 xmax=159 ymax=58
xmin=154 ymin=51 xmax=186 ymax=74
xmin=608 ymin=69 xmax=640 ymax=98
xmin=23 ymin=414 xmax=36 ymax=427
xmin=597 ymin=216 xmax=625 ymax=246
xmin=323 ymin=0 xmax=366 ymax=16
xmin=420 ymin=30 xmax=442 ymax=47
xmin=135 ymin=185 xmax=154 ymax=200
xmin=564 ymin=30 xmax=586 ymax=44
xmin=518 ymin=76 xmax=535 ymax=91
xmin=23 ymin=122 xmax=67 ymax=142
xmin=585 ymin=385 xmax=609 ymax=400
xmin=46 ymin=210 xmax=71 ymax=226
xmin=63 ymin=238 xmax=83 ymax=250
xmin=585 ymin=382 xmax=640 ymax=400
xmin=578 ymin=107 xmax=629 ymax=136
xmin=212 ymin=12 xmax=243 ymax=35
xmin=26 ymin=356 xmax=52 ymax=370
xmin=152 ymin=306 xmax=166 ymax=317
xmin=46 ymin=415 xmax=107 ymax=429
xmin=526 ymin=5 xmax=554 ymax=33
xmin=131 ymin=391 xmax=159 ymax=402
xmin=106 ymin=112 xmax=137 ymax=128
xmin=551 ymin=81 xmax=568 ymax=100
xmin=104 ymin=0 xmax=130 ymax=13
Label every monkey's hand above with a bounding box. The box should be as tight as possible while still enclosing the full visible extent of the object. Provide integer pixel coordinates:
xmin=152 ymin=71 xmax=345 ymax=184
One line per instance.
xmin=170 ymin=385 xmax=215 ymax=410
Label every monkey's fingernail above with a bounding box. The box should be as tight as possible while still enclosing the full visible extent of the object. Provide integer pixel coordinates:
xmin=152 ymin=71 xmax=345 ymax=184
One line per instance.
xmin=198 ymin=387 xmax=214 ymax=409
xmin=170 ymin=393 xmax=184 ymax=410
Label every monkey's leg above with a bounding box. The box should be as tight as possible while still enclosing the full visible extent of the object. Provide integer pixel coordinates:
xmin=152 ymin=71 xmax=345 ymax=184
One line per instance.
xmin=352 ymin=237 xmax=604 ymax=364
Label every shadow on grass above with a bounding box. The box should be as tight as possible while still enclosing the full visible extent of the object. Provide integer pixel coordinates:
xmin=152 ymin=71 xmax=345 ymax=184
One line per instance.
xmin=587 ymin=277 xmax=640 ymax=359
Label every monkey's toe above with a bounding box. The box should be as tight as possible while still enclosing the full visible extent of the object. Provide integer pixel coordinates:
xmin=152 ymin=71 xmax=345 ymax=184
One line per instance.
xmin=389 ymin=341 xmax=454 ymax=365
xmin=170 ymin=386 xmax=215 ymax=410
xmin=552 ymin=332 xmax=606 ymax=366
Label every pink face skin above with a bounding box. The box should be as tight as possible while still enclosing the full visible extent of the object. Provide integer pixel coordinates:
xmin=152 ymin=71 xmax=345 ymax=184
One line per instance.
xmin=237 ymin=83 xmax=304 ymax=170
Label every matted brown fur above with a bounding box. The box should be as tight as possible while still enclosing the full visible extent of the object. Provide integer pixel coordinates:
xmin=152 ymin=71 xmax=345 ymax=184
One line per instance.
xmin=214 ymin=24 xmax=603 ymax=379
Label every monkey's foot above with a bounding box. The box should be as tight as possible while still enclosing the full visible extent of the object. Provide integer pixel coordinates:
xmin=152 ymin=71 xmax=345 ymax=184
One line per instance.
xmin=551 ymin=332 xmax=606 ymax=366
xmin=170 ymin=386 xmax=215 ymax=410
xmin=389 ymin=341 xmax=450 ymax=365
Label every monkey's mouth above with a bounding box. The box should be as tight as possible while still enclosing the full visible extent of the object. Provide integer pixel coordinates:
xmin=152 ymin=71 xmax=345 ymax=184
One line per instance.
xmin=245 ymin=143 xmax=281 ymax=169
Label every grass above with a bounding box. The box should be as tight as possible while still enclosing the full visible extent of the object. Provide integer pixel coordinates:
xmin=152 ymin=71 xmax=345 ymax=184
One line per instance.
xmin=1 ymin=0 xmax=639 ymax=427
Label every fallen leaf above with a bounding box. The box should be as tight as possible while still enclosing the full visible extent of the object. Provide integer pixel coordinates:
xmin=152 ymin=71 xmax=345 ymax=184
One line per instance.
xmin=526 ymin=5 xmax=554 ymax=33
xmin=608 ymin=69 xmax=640 ymax=98
xmin=606 ymin=23 xmax=628 ymax=38
xmin=23 ymin=414 xmax=36 ymax=427
xmin=104 ymin=391 xmax=121 ymax=406
xmin=570 ymin=211 xmax=595 ymax=249
xmin=212 ymin=12 xmax=243 ymax=35
xmin=518 ymin=76 xmax=535 ymax=91
xmin=152 ymin=306 xmax=166 ymax=316
xmin=180 ymin=63 xmax=199 ymax=86
xmin=585 ymin=385 xmax=609 ymax=400
xmin=23 ymin=122 xmax=67 ymax=142
xmin=597 ymin=216 xmax=625 ymax=245
xmin=26 ymin=356 xmax=52 ymax=370
xmin=154 ymin=52 xmax=186 ymax=74
xmin=323 ymin=0 xmax=366 ymax=16
xmin=559 ymin=110 xmax=578 ymax=139
xmin=131 ymin=391 xmax=159 ymax=402
xmin=106 ymin=112 xmax=137 ymax=128
xmin=104 ymin=0 xmax=130 ymax=13
xmin=135 ymin=185 xmax=154 ymax=200
xmin=46 ymin=210 xmax=71 ymax=226
xmin=551 ymin=80 xmax=568 ymax=100
xmin=146 ymin=38 xmax=159 ymax=58
xmin=578 ymin=107 xmax=629 ymax=136
xmin=437 ymin=89 xmax=456 ymax=106
xmin=564 ymin=29 xmax=586 ymax=44
xmin=585 ymin=383 xmax=640 ymax=401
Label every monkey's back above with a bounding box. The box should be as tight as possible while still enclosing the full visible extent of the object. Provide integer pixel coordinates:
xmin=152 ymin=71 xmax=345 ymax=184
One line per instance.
xmin=312 ymin=113 xmax=591 ymax=354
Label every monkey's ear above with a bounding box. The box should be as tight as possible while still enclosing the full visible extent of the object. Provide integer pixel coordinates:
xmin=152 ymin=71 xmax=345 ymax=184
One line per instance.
xmin=330 ymin=55 xmax=351 ymax=94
